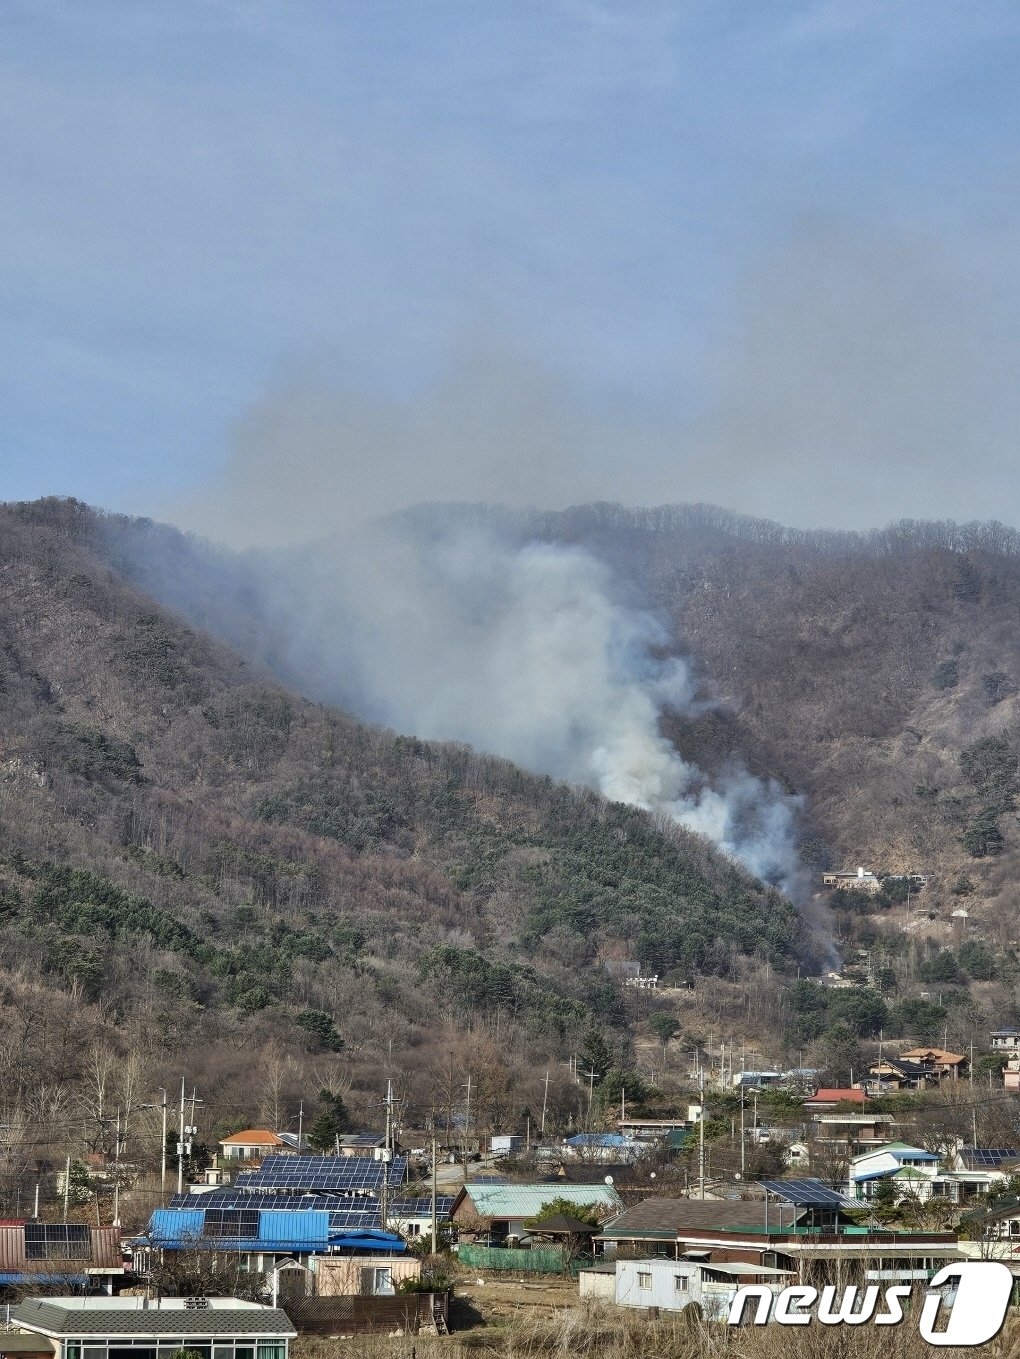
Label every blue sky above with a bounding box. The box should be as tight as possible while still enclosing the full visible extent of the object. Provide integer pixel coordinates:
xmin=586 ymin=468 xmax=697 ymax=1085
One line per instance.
xmin=5 ymin=1 xmax=1020 ymax=535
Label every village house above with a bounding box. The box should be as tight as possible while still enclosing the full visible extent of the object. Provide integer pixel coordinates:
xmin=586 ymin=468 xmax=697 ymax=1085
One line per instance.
xmin=960 ymin=1197 xmax=1020 ymax=1247
xmin=865 ymin=1058 xmax=934 ymax=1092
xmin=802 ymin=1088 xmax=866 ymax=1111
xmin=848 ymin=1142 xmax=941 ymax=1200
xmin=990 ymin=1028 xmax=1020 ymax=1053
xmin=848 ymin=1141 xmax=1008 ymax=1204
xmin=897 ymin=1047 xmax=967 ymax=1081
xmin=810 ymin=1112 xmax=895 ymax=1158
xmin=0 ymin=1223 xmax=124 ymax=1292
xmin=450 ymin=1182 xmax=622 ymax=1243
xmin=821 ymin=868 xmax=883 ymax=894
xmin=611 ymin=1256 xmax=792 ymax=1319
xmin=596 ymin=1190 xmax=963 ymax=1287
xmin=561 ymin=1133 xmax=642 ymax=1163
xmin=8 ymin=1296 xmax=296 ymax=1359
xmin=316 ymin=1254 xmax=420 ymax=1297
xmin=950 ymin=1147 xmax=1020 ymax=1176
xmin=218 ymin=1131 xmax=304 ymax=1163
xmin=139 ymin=1205 xmax=407 ymax=1279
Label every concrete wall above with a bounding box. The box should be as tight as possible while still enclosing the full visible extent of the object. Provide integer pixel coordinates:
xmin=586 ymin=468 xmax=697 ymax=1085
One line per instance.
xmin=578 ymin=1267 xmax=616 ymax=1300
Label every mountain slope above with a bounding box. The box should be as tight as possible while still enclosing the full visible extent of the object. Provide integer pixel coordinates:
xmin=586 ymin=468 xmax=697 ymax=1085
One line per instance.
xmin=0 ymin=497 xmax=795 ymax=1152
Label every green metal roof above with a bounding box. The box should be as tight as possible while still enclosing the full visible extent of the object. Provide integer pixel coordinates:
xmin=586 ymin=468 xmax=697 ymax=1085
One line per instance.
xmin=462 ymin=1183 xmax=621 ymax=1219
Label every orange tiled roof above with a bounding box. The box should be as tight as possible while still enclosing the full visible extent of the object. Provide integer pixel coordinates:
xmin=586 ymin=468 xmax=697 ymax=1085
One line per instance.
xmin=220 ymin=1129 xmax=285 ymax=1146
xmin=898 ymin=1047 xmax=965 ymax=1064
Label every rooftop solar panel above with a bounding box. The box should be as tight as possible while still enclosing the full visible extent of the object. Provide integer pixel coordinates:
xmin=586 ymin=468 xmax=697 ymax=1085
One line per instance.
xmin=962 ymin=1147 xmax=1020 ymax=1167
xmin=236 ymin=1154 xmax=407 ymax=1192
xmin=389 ymin=1197 xmax=456 ymax=1217
xmin=758 ymin=1178 xmax=858 ymax=1208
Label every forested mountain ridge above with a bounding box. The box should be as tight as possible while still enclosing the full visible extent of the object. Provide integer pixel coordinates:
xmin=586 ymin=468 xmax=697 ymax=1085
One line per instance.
xmin=0 ymin=497 xmax=793 ymax=1153
xmin=106 ymin=495 xmax=1020 ymax=952
xmin=525 ymin=504 xmax=1020 ymax=940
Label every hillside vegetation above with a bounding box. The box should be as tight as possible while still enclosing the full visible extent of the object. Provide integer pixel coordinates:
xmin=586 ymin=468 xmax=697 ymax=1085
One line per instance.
xmin=97 ymin=497 xmax=1020 ymax=1072
xmin=0 ymin=497 xmax=793 ymax=1183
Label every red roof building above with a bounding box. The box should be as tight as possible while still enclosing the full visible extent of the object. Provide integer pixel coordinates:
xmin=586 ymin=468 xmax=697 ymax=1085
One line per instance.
xmin=803 ymin=1088 xmax=866 ymax=1110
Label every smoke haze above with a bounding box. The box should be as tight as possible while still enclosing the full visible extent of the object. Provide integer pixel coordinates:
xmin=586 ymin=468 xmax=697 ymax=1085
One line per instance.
xmin=216 ymin=512 xmax=806 ymax=896
xmin=171 ymin=220 xmax=1020 ymax=549
xmin=159 ymin=214 xmax=1020 ymax=909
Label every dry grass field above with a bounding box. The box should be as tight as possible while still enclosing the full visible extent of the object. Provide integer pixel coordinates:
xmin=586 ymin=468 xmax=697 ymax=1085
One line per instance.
xmin=291 ymin=1283 xmax=1020 ymax=1359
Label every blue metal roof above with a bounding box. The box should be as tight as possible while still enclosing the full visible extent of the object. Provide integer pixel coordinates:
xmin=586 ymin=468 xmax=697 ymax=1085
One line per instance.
xmin=144 ymin=1207 xmax=404 ymax=1254
xmin=0 ymin=1273 xmax=89 ymax=1286
xmin=563 ymin=1133 xmax=632 ymax=1148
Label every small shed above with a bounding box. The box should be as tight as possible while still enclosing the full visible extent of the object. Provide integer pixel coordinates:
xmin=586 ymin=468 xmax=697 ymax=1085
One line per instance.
xmin=578 ymin=1263 xmax=617 ymax=1300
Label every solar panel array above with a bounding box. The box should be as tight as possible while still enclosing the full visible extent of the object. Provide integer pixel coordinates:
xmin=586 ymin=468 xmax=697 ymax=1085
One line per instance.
xmin=235 ymin=1154 xmax=407 ymax=1192
xmin=170 ymin=1188 xmax=459 ymax=1231
xmin=758 ymin=1178 xmax=858 ymax=1208
xmin=964 ymin=1148 xmax=1020 ymax=1167
xmin=389 ymin=1197 xmax=456 ymax=1218
xmin=24 ymin=1223 xmax=91 ymax=1260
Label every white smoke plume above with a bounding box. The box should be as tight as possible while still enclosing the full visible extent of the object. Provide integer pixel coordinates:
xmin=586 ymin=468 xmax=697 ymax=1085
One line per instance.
xmin=266 ymin=513 xmax=803 ymax=894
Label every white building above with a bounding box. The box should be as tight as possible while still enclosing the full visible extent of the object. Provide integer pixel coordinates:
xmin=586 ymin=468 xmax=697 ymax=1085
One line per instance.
xmin=613 ymin=1258 xmax=791 ymax=1320
xmin=9 ymin=1297 xmax=295 ymax=1359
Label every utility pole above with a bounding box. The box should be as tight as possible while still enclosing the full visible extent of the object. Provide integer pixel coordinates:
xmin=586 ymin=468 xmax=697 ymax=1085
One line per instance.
xmin=431 ymin=1136 xmax=438 ymax=1253
xmin=379 ymin=1080 xmax=399 ymax=1230
xmin=176 ymin=1080 xmax=203 ymax=1194
xmin=63 ymin=1155 xmax=70 ymax=1223
xmin=159 ymin=1090 xmax=167 ymax=1197
xmin=298 ymin=1100 xmax=304 ymax=1154
xmin=541 ymin=1070 xmax=550 ymax=1137
xmin=698 ymin=1065 xmax=706 ymax=1201
xmin=740 ymin=1096 xmax=746 ymax=1179
xmin=177 ymin=1078 xmax=186 ymax=1195
xmin=580 ymin=1068 xmax=598 ymax=1120
xmin=463 ymin=1075 xmax=472 ymax=1162
xmin=113 ymin=1108 xmax=122 ymax=1226
xmin=138 ymin=1090 xmax=168 ymax=1199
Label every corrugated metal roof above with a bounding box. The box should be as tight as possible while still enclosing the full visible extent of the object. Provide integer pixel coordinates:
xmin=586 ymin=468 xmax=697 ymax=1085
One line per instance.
xmin=149 ymin=1208 xmax=204 ymax=1242
xmin=144 ymin=1208 xmax=406 ymax=1254
xmin=461 ymin=1183 xmax=621 ymax=1218
xmin=0 ymin=1226 xmax=121 ymax=1271
xmin=259 ymin=1210 xmax=330 ymax=1243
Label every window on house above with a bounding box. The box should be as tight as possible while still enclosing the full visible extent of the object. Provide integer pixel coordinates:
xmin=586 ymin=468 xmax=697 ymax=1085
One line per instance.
xmin=674 ymin=1275 xmax=689 ymax=1292
xmin=637 ymin=1272 xmax=653 ymax=1289
xmin=361 ymin=1267 xmax=394 ymax=1296
xmin=24 ymin=1223 xmax=91 ymax=1260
